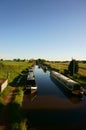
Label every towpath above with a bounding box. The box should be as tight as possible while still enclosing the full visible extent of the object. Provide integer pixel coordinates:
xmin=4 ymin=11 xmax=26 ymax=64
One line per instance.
xmin=0 ymin=87 xmax=16 ymax=130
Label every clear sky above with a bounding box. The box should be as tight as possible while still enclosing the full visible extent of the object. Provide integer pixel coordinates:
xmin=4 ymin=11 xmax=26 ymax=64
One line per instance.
xmin=0 ymin=0 xmax=86 ymax=61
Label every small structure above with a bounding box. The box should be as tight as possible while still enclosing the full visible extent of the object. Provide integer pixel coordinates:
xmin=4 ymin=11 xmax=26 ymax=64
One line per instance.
xmin=0 ymin=78 xmax=8 ymax=92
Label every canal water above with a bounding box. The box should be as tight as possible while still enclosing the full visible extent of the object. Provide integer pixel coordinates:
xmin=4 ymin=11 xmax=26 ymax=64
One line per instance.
xmin=25 ymin=65 xmax=86 ymax=130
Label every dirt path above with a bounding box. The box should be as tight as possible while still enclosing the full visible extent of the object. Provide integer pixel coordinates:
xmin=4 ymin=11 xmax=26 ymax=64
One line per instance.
xmin=0 ymin=87 xmax=16 ymax=130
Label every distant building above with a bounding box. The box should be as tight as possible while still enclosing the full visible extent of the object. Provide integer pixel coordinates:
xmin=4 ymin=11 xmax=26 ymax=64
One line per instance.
xmin=0 ymin=78 xmax=8 ymax=92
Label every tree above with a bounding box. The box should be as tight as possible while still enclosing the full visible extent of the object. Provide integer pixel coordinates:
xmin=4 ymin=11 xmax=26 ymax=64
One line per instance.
xmin=0 ymin=59 xmax=3 ymax=61
xmin=68 ymin=59 xmax=79 ymax=76
xmin=36 ymin=59 xmax=46 ymax=65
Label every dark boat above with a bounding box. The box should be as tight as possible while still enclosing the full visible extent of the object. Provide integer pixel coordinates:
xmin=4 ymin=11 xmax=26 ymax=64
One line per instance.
xmin=24 ymin=69 xmax=37 ymax=94
xmin=25 ymin=78 xmax=37 ymax=93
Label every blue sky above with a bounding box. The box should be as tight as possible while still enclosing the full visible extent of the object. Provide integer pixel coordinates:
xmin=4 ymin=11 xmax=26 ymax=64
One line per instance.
xmin=0 ymin=0 xmax=86 ymax=61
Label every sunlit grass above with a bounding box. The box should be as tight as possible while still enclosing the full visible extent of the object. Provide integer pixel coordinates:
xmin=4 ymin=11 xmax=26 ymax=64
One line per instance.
xmin=0 ymin=86 xmax=11 ymax=97
xmin=45 ymin=61 xmax=86 ymax=76
xmin=0 ymin=61 xmax=34 ymax=83
xmin=78 ymin=68 xmax=86 ymax=76
xmin=45 ymin=61 xmax=68 ymax=72
xmin=79 ymin=63 xmax=86 ymax=69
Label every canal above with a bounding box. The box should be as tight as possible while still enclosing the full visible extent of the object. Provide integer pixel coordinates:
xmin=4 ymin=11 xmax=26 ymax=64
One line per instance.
xmin=22 ymin=65 xmax=86 ymax=130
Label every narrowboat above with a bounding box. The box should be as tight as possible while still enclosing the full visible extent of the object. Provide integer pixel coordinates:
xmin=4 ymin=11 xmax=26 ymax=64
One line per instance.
xmin=50 ymin=71 xmax=84 ymax=96
xmin=25 ymin=69 xmax=37 ymax=94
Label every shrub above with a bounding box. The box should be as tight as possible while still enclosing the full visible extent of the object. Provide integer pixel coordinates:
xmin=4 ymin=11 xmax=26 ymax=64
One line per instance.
xmin=68 ymin=59 xmax=79 ymax=76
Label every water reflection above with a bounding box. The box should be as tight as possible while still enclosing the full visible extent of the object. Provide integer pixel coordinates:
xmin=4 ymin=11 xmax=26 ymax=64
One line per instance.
xmin=50 ymin=75 xmax=82 ymax=104
xmin=27 ymin=108 xmax=83 ymax=130
xmin=22 ymin=66 xmax=86 ymax=130
xmin=34 ymin=67 xmax=65 ymax=97
xmin=28 ymin=91 xmax=37 ymax=102
xmin=24 ymin=90 xmax=37 ymax=102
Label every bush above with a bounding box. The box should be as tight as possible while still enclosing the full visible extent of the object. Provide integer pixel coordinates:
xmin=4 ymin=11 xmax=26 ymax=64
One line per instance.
xmin=68 ymin=59 xmax=79 ymax=76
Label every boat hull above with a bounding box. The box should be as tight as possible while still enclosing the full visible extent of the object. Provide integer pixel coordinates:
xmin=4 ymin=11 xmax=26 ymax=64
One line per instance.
xmin=50 ymin=71 xmax=84 ymax=97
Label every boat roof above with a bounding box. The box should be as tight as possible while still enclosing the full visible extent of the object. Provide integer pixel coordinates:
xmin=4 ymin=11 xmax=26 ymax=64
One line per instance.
xmin=51 ymin=71 xmax=79 ymax=85
xmin=26 ymin=79 xmax=36 ymax=86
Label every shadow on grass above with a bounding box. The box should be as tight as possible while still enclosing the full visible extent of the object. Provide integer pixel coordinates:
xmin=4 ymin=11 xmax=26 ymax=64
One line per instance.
xmin=9 ymin=68 xmax=28 ymax=87
xmin=79 ymin=75 xmax=86 ymax=81
xmin=78 ymin=75 xmax=86 ymax=88
xmin=0 ymin=98 xmax=4 ymax=114
xmin=50 ymin=75 xmax=82 ymax=104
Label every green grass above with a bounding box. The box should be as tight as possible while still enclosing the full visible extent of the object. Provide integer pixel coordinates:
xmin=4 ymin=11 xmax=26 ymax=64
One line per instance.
xmin=0 ymin=85 xmax=11 ymax=97
xmin=45 ymin=61 xmax=68 ymax=73
xmin=0 ymin=60 xmax=34 ymax=83
xmin=0 ymin=60 xmax=34 ymax=129
xmin=10 ymin=87 xmax=27 ymax=130
xmin=79 ymin=63 xmax=86 ymax=69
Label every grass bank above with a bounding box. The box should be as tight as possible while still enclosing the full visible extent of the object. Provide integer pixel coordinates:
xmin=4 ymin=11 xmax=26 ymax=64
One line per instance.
xmin=0 ymin=60 xmax=35 ymax=129
xmin=0 ymin=60 xmax=34 ymax=83
xmin=10 ymin=87 xmax=27 ymax=130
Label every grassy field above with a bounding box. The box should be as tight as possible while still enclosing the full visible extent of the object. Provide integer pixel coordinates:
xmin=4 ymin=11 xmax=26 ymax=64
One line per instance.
xmin=0 ymin=60 xmax=34 ymax=83
xmin=44 ymin=61 xmax=68 ymax=73
xmin=45 ymin=61 xmax=86 ymax=76
xmin=78 ymin=63 xmax=86 ymax=76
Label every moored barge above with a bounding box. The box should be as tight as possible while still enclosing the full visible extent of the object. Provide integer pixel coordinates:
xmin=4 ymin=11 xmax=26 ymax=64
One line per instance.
xmin=25 ymin=68 xmax=37 ymax=94
xmin=50 ymin=71 xmax=84 ymax=96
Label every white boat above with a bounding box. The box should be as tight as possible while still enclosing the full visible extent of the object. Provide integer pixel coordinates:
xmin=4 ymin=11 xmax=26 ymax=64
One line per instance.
xmin=27 ymin=68 xmax=34 ymax=80
xmin=25 ymin=70 xmax=37 ymax=94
